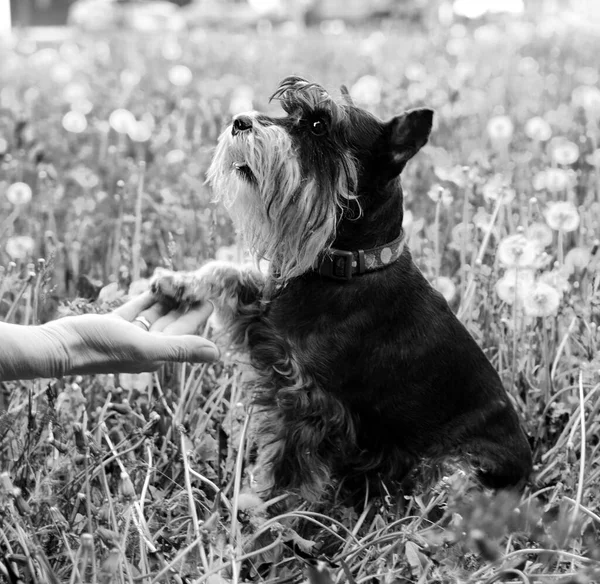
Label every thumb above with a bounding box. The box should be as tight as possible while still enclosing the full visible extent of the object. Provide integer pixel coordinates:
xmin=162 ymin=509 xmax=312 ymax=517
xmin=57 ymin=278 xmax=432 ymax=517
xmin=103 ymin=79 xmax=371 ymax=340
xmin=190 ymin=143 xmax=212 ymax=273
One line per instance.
xmin=153 ymin=335 xmax=220 ymax=364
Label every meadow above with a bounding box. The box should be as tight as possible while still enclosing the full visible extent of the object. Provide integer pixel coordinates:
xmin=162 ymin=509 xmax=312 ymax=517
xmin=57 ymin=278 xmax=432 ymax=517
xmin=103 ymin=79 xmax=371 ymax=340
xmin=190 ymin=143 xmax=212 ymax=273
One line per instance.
xmin=0 ymin=13 xmax=600 ymax=583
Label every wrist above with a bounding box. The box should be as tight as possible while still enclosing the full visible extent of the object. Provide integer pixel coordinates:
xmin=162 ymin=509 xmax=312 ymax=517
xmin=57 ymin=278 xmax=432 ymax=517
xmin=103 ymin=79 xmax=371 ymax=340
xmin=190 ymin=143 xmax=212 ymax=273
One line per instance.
xmin=0 ymin=322 xmax=71 ymax=381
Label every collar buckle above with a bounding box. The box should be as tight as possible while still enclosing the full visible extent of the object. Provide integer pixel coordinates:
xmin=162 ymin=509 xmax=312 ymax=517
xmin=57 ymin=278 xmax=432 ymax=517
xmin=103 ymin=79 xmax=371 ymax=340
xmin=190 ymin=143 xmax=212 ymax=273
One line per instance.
xmin=320 ymin=250 xmax=354 ymax=280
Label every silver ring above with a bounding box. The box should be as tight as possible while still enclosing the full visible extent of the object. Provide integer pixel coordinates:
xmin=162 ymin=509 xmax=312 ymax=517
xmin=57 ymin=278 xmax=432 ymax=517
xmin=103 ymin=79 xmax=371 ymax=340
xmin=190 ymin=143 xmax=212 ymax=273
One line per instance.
xmin=133 ymin=316 xmax=152 ymax=331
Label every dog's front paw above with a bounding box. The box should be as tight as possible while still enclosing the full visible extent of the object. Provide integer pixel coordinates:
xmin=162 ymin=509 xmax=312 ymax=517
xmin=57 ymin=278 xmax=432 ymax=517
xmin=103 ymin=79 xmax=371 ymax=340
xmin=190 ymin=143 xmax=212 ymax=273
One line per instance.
xmin=150 ymin=268 xmax=210 ymax=309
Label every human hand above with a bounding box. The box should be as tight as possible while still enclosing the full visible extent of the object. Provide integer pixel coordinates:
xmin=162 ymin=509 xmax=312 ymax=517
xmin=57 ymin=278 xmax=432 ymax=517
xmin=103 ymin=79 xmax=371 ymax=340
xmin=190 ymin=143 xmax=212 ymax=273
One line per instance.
xmin=37 ymin=291 xmax=219 ymax=377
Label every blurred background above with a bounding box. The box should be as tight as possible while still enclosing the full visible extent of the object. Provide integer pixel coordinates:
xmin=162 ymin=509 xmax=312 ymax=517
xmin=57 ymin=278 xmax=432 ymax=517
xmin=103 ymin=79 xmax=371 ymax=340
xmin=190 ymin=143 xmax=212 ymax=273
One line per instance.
xmin=3 ymin=0 xmax=600 ymax=34
xmin=0 ymin=0 xmax=598 ymax=312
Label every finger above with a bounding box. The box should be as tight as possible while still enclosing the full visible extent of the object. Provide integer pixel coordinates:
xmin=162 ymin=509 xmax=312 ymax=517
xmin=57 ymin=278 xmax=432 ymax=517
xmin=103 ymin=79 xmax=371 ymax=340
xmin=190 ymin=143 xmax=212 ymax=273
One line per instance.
xmin=153 ymin=335 xmax=220 ymax=363
xmin=112 ymin=291 xmax=155 ymax=321
xmin=133 ymin=302 xmax=171 ymax=331
xmin=160 ymin=302 xmax=214 ymax=336
xmin=150 ymin=311 xmax=179 ymax=333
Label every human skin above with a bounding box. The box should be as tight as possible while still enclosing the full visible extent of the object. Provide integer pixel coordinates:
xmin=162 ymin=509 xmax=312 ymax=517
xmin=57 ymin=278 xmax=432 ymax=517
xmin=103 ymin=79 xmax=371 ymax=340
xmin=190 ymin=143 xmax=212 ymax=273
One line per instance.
xmin=0 ymin=291 xmax=219 ymax=381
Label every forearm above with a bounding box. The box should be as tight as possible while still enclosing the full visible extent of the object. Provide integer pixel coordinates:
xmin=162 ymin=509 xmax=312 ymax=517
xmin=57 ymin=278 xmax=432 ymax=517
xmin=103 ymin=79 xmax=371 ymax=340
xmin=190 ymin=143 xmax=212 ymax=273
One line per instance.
xmin=0 ymin=322 xmax=70 ymax=381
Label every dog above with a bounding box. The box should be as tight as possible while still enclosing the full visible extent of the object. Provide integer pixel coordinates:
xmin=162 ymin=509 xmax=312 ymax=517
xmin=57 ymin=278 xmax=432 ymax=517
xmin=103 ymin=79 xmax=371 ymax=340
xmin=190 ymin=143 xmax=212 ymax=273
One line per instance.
xmin=151 ymin=76 xmax=532 ymax=502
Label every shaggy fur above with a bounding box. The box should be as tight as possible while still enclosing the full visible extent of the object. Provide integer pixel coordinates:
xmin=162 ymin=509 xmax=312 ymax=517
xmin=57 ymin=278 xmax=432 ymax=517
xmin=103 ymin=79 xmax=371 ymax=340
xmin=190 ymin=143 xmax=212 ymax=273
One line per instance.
xmin=151 ymin=76 xmax=532 ymax=502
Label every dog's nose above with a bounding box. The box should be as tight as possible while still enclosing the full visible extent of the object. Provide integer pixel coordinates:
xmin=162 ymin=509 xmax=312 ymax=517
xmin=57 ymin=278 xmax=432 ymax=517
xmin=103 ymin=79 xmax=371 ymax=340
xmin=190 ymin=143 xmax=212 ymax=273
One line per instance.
xmin=232 ymin=115 xmax=253 ymax=136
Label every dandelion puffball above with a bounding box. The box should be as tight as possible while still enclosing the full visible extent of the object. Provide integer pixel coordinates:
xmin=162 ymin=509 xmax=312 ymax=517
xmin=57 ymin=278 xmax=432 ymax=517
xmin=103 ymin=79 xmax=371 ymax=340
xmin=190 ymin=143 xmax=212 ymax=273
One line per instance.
xmin=496 ymin=234 xmax=539 ymax=268
xmin=543 ymin=168 xmax=570 ymax=192
xmin=165 ymin=149 xmax=186 ymax=165
xmin=526 ymin=222 xmax=553 ymax=248
xmin=495 ymin=268 xmax=534 ymax=305
xmin=564 ymin=246 xmax=591 ymax=274
xmin=524 ymin=116 xmax=551 ymax=141
xmin=522 ymin=281 xmax=561 ymax=317
xmin=486 ymin=115 xmax=514 ymax=141
xmin=62 ymin=111 xmax=88 ymax=134
xmin=434 ymin=276 xmax=457 ymax=303
xmin=6 ymin=235 xmax=35 ymax=260
xmin=538 ymin=269 xmax=570 ymax=296
xmin=482 ymin=174 xmax=515 ymax=204
xmin=350 ymin=75 xmax=382 ymax=106
xmin=427 ymin=184 xmax=444 ymax=202
xmin=6 ymin=182 xmax=32 ymax=206
xmin=451 ymin=221 xmax=475 ymax=246
xmin=109 ymin=108 xmax=137 ymax=134
xmin=572 ymin=84 xmax=600 ymax=114
xmin=215 ymin=244 xmax=239 ymax=264
xmin=550 ymin=139 xmax=579 ymax=165
xmin=120 ymin=69 xmax=141 ymax=87
xmin=168 ymin=65 xmax=193 ymax=87
xmin=128 ymin=121 xmax=152 ymax=142
xmin=545 ymin=201 xmax=580 ymax=232
xmin=586 ymin=149 xmax=600 ymax=166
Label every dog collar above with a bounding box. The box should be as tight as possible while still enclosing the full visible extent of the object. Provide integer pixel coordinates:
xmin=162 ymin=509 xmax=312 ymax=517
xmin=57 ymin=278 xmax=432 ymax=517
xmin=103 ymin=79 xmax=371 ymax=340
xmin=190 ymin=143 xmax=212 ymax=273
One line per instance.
xmin=317 ymin=233 xmax=405 ymax=281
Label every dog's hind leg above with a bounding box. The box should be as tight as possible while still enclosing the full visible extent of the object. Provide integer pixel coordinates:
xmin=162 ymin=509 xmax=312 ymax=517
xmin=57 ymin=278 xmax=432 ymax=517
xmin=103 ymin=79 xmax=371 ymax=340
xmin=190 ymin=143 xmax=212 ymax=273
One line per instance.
xmin=450 ymin=403 xmax=532 ymax=490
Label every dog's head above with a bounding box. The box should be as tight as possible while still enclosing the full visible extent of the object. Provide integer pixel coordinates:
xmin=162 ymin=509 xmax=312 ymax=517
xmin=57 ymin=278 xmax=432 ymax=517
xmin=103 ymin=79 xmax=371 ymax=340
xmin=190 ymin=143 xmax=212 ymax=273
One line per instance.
xmin=208 ymin=76 xmax=433 ymax=280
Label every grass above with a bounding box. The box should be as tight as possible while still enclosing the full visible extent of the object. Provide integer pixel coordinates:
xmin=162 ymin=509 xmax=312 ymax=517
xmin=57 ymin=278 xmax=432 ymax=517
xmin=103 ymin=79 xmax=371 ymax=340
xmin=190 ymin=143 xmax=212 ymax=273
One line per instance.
xmin=1 ymin=13 xmax=600 ymax=583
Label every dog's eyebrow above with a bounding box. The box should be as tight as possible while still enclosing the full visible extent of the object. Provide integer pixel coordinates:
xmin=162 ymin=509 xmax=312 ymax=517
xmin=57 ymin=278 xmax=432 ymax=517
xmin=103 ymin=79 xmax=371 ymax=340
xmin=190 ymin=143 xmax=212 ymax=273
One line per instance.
xmin=270 ymin=76 xmax=347 ymax=123
xmin=271 ymin=76 xmax=332 ymax=112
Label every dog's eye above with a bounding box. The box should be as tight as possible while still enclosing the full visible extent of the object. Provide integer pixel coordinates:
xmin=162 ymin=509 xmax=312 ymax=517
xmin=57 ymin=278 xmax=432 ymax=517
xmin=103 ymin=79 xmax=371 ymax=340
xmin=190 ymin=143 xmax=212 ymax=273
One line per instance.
xmin=310 ymin=119 xmax=327 ymax=136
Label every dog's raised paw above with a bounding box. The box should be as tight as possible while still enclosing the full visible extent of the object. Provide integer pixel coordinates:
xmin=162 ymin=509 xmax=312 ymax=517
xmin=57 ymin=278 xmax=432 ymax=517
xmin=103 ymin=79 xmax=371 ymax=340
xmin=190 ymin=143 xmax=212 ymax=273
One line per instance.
xmin=150 ymin=268 xmax=210 ymax=309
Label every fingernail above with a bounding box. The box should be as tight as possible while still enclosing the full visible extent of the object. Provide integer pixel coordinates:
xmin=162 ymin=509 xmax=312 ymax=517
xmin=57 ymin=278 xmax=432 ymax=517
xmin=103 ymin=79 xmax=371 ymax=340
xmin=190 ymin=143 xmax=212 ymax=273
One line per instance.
xmin=204 ymin=346 xmax=220 ymax=361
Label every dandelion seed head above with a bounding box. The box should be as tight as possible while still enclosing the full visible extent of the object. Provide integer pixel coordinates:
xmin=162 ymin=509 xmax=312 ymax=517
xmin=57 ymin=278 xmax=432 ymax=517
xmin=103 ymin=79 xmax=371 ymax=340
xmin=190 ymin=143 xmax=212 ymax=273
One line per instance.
xmin=128 ymin=121 xmax=152 ymax=143
xmin=6 ymin=235 xmax=35 ymax=260
xmin=350 ymin=75 xmax=382 ymax=107
xmin=168 ymin=65 xmax=193 ymax=87
xmin=564 ymin=246 xmax=591 ymax=275
xmin=497 ymin=234 xmax=539 ymax=268
xmin=524 ymin=116 xmax=552 ymax=141
xmin=62 ymin=111 xmax=88 ymax=134
xmin=6 ymin=182 xmax=32 ymax=206
xmin=545 ymin=201 xmax=580 ymax=232
xmin=165 ymin=149 xmax=186 ymax=165
xmin=434 ymin=276 xmax=457 ymax=303
xmin=495 ymin=268 xmax=534 ymax=304
xmin=109 ymin=108 xmax=136 ymax=134
xmin=486 ymin=115 xmax=514 ymax=141
xmin=526 ymin=222 xmax=553 ymax=248
xmin=550 ymin=139 xmax=579 ymax=165
xmin=539 ymin=268 xmax=570 ymax=295
xmin=523 ymin=281 xmax=561 ymax=317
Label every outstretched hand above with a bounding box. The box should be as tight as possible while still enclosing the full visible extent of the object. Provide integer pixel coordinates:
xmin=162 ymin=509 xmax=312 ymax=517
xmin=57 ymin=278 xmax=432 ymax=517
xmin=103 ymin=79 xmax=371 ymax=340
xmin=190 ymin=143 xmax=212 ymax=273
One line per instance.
xmin=0 ymin=292 xmax=219 ymax=381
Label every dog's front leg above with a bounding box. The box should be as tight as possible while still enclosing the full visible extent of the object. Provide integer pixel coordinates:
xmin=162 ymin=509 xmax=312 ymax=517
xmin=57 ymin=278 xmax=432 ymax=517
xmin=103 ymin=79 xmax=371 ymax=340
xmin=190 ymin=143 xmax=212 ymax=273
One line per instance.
xmin=150 ymin=261 xmax=265 ymax=347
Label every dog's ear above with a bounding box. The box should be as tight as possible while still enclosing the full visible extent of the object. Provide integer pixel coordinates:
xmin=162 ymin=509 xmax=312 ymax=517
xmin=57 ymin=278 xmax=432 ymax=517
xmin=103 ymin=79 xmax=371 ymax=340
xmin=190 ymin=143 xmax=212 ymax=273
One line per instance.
xmin=386 ymin=108 xmax=433 ymax=173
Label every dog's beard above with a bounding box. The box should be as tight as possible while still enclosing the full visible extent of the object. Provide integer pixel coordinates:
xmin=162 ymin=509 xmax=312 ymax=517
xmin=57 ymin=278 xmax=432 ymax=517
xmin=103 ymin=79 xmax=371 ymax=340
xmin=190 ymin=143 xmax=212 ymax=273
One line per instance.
xmin=208 ymin=123 xmax=356 ymax=281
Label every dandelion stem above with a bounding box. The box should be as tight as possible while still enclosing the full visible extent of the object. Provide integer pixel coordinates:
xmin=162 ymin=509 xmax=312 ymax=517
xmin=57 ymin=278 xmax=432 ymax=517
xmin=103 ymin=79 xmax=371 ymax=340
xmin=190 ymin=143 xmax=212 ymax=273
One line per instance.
xmin=458 ymin=195 xmax=503 ymax=321
xmin=557 ymin=229 xmax=564 ymax=265
xmin=433 ymin=197 xmax=441 ymax=287
xmin=230 ymin=405 xmax=253 ymax=548
xmin=568 ymin=370 xmax=587 ymax=538
xmin=540 ymin=317 xmax=552 ymax=403
xmin=551 ymin=316 xmax=577 ymax=381
xmin=460 ymin=177 xmax=470 ymax=298
xmin=510 ymin=286 xmax=519 ymax=393
xmin=132 ymin=161 xmax=146 ymax=282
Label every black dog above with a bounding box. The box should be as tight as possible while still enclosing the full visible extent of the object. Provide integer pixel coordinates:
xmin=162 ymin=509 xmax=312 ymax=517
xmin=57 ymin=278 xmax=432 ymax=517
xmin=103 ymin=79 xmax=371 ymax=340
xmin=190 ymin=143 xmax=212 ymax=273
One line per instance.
xmin=151 ymin=76 xmax=532 ymax=501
